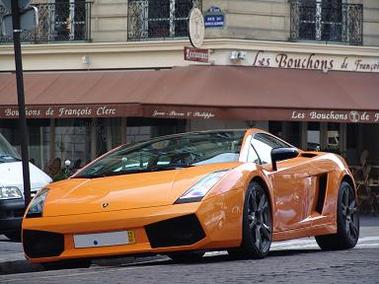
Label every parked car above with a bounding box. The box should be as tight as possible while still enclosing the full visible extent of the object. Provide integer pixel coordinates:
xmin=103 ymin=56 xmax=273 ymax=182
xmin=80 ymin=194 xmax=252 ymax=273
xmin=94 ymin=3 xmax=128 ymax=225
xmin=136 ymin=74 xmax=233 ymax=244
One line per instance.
xmin=0 ymin=133 xmax=52 ymax=241
xmin=22 ymin=129 xmax=359 ymax=268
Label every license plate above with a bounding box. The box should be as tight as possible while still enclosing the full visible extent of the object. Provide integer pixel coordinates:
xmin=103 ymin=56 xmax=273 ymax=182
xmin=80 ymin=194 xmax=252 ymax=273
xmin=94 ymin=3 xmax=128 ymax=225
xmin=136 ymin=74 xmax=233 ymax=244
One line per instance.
xmin=74 ymin=231 xmax=135 ymax=248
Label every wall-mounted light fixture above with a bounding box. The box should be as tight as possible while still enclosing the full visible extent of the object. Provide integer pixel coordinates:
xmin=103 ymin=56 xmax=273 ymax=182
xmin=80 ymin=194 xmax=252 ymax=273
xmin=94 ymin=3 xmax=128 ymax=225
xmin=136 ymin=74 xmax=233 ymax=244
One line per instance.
xmin=230 ymin=50 xmax=247 ymax=61
xmin=82 ymin=55 xmax=90 ymax=65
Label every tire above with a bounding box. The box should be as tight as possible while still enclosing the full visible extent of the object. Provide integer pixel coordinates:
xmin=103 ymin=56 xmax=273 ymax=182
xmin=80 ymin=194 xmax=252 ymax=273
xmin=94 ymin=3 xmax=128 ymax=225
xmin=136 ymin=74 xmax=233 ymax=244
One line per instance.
xmin=42 ymin=259 xmax=92 ymax=270
xmin=167 ymin=252 xmax=205 ymax=263
xmin=228 ymin=181 xmax=272 ymax=259
xmin=315 ymin=181 xmax=359 ymax=250
xmin=5 ymin=231 xmax=21 ymax=242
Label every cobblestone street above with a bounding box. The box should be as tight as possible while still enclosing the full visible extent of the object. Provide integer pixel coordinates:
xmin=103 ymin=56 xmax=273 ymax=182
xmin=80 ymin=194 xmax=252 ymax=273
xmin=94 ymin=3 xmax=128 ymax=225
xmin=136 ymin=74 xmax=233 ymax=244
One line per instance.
xmin=1 ymin=217 xmax=379 ymax=284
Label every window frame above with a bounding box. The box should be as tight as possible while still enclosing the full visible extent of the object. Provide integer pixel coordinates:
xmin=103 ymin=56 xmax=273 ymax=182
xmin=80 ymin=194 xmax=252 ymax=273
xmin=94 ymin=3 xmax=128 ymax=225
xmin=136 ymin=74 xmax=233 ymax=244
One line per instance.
xmin=127 ymin=0 xmax=201 ymax=41
xmin=250 ymin=132 xmax=294 ymax=165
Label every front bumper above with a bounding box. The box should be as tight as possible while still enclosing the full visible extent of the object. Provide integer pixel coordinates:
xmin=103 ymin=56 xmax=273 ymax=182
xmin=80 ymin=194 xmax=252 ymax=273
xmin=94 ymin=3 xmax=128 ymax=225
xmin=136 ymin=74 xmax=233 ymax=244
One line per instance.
xmin=0 ymin=198 xmax=25 ymax=233
xmin=22 ymin=190 xmax=243 ymax=263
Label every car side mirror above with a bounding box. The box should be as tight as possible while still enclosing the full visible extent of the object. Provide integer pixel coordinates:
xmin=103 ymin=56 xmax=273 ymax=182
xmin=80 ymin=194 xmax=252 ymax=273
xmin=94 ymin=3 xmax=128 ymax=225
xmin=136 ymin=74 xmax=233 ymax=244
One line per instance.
xmin=271 ymin=147 xmax=299 ymax=171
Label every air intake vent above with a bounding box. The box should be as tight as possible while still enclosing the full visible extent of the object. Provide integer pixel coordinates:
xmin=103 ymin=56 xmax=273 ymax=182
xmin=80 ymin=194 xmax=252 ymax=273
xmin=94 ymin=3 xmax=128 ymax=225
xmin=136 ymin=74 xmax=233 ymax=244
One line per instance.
xmin=23 ymin=230 xmax=64 ymax=258
xmin=315 ymin=174 xmax=328 ymax=214
xmin=145 ymin=214 xmax=205 ymax=248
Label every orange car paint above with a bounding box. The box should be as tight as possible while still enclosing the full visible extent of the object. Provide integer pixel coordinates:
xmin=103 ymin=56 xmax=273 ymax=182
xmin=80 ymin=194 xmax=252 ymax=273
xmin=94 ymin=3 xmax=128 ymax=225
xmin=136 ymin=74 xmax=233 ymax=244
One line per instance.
xmin=22 ymin=128 xmax=356 ymax=263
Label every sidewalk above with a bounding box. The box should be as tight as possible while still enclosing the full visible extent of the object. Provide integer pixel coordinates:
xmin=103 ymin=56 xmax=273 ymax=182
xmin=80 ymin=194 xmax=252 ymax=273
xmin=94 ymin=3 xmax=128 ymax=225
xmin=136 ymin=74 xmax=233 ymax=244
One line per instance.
xmin=1 ymin=216 xmax=378 ymax=275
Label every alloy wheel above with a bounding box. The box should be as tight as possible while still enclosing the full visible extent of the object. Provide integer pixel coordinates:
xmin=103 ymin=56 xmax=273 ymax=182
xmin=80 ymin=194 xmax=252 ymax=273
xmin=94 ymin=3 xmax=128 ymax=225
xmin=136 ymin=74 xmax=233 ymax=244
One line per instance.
xmin=341 ymin=186 xmax=359 ymax=241
xmin=247 ymin=187 xmax=272 ymax=253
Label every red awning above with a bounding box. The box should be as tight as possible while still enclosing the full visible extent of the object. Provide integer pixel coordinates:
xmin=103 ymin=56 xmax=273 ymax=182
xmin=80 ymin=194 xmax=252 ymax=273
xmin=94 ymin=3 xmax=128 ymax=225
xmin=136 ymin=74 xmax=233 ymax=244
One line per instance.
xmin=0 ymin=66 xmax=378 ymax=122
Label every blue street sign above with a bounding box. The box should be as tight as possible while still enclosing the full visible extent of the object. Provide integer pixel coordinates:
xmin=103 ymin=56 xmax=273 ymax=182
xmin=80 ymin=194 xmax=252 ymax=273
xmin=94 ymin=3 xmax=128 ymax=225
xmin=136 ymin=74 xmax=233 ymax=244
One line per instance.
xmin=204 ymin=14 xmax=224 ymax=28
xmin=204 ymin=6 xmax=225 ymax=28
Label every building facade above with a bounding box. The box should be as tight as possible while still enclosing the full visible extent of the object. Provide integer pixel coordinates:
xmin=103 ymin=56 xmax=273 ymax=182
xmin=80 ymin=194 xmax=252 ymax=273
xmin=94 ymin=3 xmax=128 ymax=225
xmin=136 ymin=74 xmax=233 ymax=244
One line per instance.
xmin=1 ymin=0 xmax=379 ymax=210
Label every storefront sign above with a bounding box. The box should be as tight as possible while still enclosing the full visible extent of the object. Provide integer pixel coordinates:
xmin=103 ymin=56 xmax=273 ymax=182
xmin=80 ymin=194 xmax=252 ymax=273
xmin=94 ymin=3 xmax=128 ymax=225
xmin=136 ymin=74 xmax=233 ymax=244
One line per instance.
xmin=204 ymin=7 xmax=225 ymax=28
xmin=250 ymin=50 xmax=379 ymax=73
xmin=289 ymin=110 xmax=379 ymax=123
xmin=184 ymin=46 xmax=209 ymax=63
xmin=151 ymin=109 xmax=215 ymax=120
xmin=1 ymin=104 xmax=379 ymax=124
xmin=146 ymin=106 xmax=379 ymax=123
xmin=0 ymin=104 xmax=140 ymax=119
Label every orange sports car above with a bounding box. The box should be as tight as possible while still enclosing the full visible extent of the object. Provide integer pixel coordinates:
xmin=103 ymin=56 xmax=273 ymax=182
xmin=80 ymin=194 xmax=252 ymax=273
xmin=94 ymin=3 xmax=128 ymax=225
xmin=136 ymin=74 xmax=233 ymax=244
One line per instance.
xmin=22 ymin=129 xmax=359 ymax=268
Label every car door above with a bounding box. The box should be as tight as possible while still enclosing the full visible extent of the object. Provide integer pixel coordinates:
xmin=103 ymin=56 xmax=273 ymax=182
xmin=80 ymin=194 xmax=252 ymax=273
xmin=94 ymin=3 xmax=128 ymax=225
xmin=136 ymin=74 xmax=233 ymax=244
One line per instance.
xmin=251 ymin=133 xmax=312 ymax=233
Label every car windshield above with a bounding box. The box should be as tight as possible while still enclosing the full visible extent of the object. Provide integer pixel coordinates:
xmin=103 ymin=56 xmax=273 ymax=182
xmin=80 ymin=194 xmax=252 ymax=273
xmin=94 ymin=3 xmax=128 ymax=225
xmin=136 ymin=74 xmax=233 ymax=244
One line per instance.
xmin=75 ymin=130 xmax=246 ymax=178
xmin=0 ymin=133 xmax=21 ymax=163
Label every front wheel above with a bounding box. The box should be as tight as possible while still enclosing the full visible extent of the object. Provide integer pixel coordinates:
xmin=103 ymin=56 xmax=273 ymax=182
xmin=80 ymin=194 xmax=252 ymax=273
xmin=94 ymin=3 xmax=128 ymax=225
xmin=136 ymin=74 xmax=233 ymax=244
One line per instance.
xmin=316 ymin=181 xmax=359 ymax=250
xmin=229 ymin=182 xmax=272 ymax=259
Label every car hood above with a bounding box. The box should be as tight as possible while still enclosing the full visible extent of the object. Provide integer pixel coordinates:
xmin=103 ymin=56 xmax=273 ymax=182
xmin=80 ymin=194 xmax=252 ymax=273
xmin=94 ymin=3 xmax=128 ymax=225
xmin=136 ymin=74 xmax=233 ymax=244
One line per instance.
xmin=0 ymin=161 xmax=52 ymax=192
xmin=43 ymin=162 xmax=239 ymax=217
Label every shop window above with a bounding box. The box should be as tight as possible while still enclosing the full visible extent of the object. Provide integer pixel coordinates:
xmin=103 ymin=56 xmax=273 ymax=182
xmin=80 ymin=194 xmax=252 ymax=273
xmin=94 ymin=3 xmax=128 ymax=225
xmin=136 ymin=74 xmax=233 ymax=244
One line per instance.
xmin=54 ymin=119 xmax=91 ymax=174
xmin=125 ymin=118 xmax=186 ymax=145
xmin=290 ymin=0 xmax=363 ymax=45
xmin=0 ymin=120 xmax=51 ymax=171
xmin=268 ymin=121 xmax=283 ymax=138
xmin=127 ymin=0 xmax=201 ymax=40
xmin=307 ymin=122 xmax=321 ymax=151
xmin=28 ymin=120 xmax=52 ymax=171
xmin=127 ymin=126 xmax=154 ymax=145
xmin=326 ymin=123 xmax=340 ymax=153
xmin=269 ymin=121 xmax=301 ymax=148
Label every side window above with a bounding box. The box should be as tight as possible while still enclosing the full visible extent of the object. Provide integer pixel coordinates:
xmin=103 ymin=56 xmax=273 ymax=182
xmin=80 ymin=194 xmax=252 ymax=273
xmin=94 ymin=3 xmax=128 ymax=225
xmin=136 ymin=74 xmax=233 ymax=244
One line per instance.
xmin=247 ymin=145 xmax=260 ymax=164
xmin=251 ymin=133 xmax=291 ymax=164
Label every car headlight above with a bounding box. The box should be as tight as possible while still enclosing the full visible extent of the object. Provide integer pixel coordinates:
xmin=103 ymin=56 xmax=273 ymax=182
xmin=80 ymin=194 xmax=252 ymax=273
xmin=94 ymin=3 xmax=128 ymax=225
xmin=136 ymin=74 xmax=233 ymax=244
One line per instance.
xmin=175 ymin=170 xmax=229 ymax=204
xmin=26 ymin=188 xmax=49 ymax=218
xmin=0 ymin=186 xmax=23 ymax=200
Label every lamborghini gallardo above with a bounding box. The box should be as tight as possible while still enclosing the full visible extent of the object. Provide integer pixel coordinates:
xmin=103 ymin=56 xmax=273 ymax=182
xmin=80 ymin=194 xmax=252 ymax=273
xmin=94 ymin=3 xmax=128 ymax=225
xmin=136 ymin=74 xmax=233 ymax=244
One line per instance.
xmin=22 ymin=129 xmax=359 ymax=268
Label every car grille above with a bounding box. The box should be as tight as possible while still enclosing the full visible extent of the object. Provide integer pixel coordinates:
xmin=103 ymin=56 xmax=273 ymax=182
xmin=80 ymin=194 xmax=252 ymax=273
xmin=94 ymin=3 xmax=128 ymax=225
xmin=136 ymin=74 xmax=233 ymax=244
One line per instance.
xmin=145 ymin=214 xmax=205 ymax=248
xmin=23 ymin=230 xmax=64 ymax=258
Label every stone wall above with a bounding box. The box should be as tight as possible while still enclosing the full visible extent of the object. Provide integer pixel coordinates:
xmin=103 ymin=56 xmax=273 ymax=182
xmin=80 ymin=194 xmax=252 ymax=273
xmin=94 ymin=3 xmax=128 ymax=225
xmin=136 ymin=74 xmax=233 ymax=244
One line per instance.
xmin=91 ymin=0 xmax=128 ymax=42
xmin=203 ymin=0 xmax=289 ymax=41
xmin=362 ymin=0 xmax=379 ymax=46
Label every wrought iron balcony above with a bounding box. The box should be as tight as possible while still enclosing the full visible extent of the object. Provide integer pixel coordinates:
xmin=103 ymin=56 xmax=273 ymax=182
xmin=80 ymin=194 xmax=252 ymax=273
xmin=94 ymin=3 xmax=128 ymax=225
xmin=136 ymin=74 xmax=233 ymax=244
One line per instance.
xmin=0 ymin=2 xmax=92 ymax=44
xmin=128 ymin=0 xmax=201 ymax=41
xmin=290 ymin=1 xmax=363 ymax=45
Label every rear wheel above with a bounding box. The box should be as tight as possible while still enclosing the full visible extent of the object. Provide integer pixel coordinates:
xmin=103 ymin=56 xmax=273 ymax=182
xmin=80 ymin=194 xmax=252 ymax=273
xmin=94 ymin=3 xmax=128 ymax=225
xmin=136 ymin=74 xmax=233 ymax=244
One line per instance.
xmin=42 ymin=259 xmax=92 ymax=270
xmin=228 ymin=182 xmax=272 ymax=259
xmin=167 ymin=252 xmax=205 ymax=263
xmin=316 ymin=181 xmax=359 ymax=250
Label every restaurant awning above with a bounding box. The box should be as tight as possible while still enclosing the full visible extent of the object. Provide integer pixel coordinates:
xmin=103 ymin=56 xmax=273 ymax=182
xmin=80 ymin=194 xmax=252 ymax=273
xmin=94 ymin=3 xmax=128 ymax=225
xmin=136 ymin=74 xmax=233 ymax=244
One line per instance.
xmin=0 ymin=65 xmax=378 ymax=123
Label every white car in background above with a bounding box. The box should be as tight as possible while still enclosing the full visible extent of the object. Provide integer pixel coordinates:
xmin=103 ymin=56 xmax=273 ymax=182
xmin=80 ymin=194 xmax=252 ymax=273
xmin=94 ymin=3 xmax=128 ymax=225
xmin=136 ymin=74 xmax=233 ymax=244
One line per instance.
xmin=0 ymin=133 xmax=52 ymax=241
